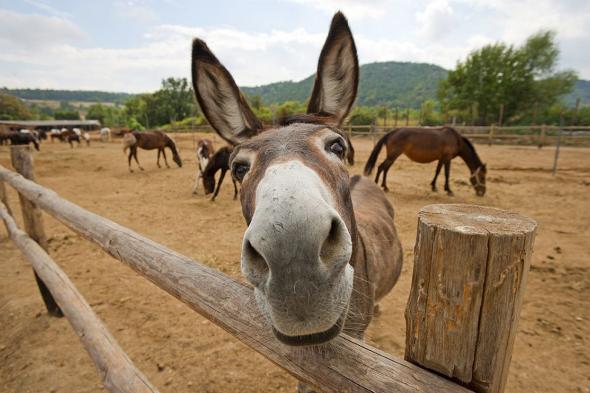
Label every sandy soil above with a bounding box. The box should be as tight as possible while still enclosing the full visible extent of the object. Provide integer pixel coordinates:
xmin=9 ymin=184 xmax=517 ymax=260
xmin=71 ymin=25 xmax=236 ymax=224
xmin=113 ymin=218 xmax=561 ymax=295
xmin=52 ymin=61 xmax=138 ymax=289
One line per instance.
xmin=0 ymin=135 xmax=588 ymax=393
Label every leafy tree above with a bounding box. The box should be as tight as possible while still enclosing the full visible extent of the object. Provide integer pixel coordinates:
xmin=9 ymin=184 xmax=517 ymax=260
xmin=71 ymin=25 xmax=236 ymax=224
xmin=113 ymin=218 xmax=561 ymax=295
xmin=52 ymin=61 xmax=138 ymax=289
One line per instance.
xmin=438 ymin=31 xmax=577 ymax=125
xmin=349 ymin=106 xmax=377 ymax=125
xmin=54 ymin=110 xmax=80 ymax=120
xmin=0 ymin=93 xmax=34 ymax=120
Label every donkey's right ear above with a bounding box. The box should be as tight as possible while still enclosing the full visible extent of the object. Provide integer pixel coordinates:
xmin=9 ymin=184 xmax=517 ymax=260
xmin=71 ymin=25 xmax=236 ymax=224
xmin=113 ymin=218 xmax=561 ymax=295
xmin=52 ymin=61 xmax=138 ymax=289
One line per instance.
xmin=191 ymin=39 xmax=262 ymax=145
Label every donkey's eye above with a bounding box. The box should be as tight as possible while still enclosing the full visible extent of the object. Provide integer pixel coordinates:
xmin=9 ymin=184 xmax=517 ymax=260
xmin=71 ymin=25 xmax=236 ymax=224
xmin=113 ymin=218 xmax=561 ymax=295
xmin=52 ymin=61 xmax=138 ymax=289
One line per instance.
xmin=328 ymin=139 xmax=345 ymax=159
xmin=233 ymin=162 xmax=250 ymax=181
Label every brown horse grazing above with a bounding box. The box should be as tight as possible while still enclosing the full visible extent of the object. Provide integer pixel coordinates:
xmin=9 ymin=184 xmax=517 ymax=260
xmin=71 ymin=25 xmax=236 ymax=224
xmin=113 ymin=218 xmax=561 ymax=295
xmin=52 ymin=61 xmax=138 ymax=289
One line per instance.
xmin=202 ymin=146 xmax=238 ymax=201
xmin=192 ymin=13 xmax=402 ymax=392
xmin=192 ymin=138 xmax=215 ymax=194
xmin=123 ymin=131 xmax=182 ymax=172
xmin=364 ymin=127 xmax=487 ymax=196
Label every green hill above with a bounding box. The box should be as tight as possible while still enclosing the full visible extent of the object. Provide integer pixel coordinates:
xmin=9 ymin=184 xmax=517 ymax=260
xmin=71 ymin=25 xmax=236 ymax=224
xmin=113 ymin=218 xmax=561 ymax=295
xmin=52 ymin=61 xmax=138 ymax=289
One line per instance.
xmin=563 ymin=80 xmax=590 ymax=107
xmin=1 ymin=88 xmax=132 ymax=104
xmin=242 ymin=61 xmax=448 ymax=109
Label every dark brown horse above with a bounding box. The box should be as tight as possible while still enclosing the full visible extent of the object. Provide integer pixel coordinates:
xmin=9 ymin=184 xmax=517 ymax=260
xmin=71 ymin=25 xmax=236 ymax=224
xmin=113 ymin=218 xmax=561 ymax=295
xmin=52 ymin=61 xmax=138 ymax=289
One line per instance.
xmin=201 ymin=146 xmax=237 ymax=201
xmin=7 ymin=131 xmax=40 ymax=151
xmin=123 ymin=131 xmax=182 ymax=172
xmin=364 ymin=127 xmax=487 ymax=196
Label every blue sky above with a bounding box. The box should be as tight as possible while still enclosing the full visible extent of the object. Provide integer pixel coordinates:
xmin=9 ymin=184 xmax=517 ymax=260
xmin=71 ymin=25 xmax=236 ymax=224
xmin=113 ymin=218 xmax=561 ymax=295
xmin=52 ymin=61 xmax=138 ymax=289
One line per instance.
xmin=1 ymin=0 xmax=588 ymax=92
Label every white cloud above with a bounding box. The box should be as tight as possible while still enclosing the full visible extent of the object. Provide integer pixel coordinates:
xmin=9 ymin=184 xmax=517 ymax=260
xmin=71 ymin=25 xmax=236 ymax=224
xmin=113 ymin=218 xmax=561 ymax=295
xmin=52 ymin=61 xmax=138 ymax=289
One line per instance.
xmin=284 ymin=0 xmax=395 ymax=20
xmin=23 ymin=0 xmax=71 ymax=18
xmin=113 ymin=0 xmax=159 ymax=24
xmin=416 ymin=0 xmax=454 ymax=40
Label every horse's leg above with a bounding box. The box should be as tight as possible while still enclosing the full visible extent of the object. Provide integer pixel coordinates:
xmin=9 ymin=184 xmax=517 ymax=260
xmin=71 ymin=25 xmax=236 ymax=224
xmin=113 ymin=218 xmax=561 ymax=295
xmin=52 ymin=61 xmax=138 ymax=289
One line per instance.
xmin=127 ymin=149 xmax=134 ymax=172
xmin=192 ymin=169 xmax=201 ymax=195
xmin=211 ymin=169 xmax=226 ymax=202
xmin=444 ymin=160 xmax=454 ymax=196
xmin=133 ymin=148 xmax=144 ymax=171
xmin=431 ymin=160 xmax=443 ymax=192
xmin=379 ymin=153 xmax=401 ymax=192
xmin=157 ymin=149 xmax=161 ymax=168
xmin=162 ymin=148 xmax=170 ymax=168
xmin=232 ymin=178 xmax=238 ymax=200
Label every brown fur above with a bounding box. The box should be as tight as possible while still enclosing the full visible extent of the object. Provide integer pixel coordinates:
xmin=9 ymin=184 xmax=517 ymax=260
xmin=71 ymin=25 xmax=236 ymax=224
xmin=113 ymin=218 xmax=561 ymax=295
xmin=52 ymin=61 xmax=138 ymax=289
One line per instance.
xmin=124 ymin=131 xmax=182 ymax=172
xmin=365 ymin=127 xmax=487 ymax=196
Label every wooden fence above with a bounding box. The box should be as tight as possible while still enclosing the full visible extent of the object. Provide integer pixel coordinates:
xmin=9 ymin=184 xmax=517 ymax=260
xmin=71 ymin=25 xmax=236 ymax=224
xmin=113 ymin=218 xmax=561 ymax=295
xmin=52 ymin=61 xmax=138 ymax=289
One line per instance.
xmin=160 ymin=124 xmax=590 ymax=148
xmin=0 ymin=145 xmax=537 ymax=393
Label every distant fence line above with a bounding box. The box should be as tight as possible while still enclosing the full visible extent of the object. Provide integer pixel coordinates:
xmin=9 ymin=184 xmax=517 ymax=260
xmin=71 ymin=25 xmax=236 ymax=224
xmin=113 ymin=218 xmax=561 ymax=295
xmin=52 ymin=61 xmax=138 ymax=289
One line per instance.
xmin=161 ymin=124 xmax=590 ymax=147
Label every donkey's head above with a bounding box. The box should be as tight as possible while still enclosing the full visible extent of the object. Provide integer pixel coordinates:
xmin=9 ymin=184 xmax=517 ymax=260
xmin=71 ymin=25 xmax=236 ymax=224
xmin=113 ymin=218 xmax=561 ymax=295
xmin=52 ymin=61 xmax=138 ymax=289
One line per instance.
xmin=192 ymin=12 xmax=359 ymax=346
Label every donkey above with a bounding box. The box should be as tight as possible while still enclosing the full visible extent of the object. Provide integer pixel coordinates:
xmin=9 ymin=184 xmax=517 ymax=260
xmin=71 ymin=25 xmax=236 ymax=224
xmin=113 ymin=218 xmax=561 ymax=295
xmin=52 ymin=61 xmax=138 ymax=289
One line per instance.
xmin=192 ymin=138 xmax=215 ymax=194
xmin=192 ymin=12 xmax=402 ymax=391
xmin=201 ymin=146 xmax=238 ymax=201
xmin=364 ymin=127 xmax=487 ymax=196
xmin=123 ymin=131 xmax=182 ymax=172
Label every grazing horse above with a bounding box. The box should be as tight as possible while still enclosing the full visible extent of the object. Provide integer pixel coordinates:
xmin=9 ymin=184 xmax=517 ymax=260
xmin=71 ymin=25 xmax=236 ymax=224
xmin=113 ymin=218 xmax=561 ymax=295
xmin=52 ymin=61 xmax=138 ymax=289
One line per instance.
xmin=201 ymin=146 xmax=237 ymax=201
xmin=82 ymin=132 xmax=91 ymax=146
xmin=8 ymin=132 xmax=40 ymax=151
xmin=100 ymin=127 xmax=111 ymax=142
xmin=123 ymin=131 xmax=182 ymax=172
xmin=364 ymin=127 xmax=487 ymax=196
xmin=59 ymin=129 xmax=80 ymax=148
xmin=192 ymin=12 xmax=403 ymax=392
xmin=192 ymin=138 xmax=215 ymax=194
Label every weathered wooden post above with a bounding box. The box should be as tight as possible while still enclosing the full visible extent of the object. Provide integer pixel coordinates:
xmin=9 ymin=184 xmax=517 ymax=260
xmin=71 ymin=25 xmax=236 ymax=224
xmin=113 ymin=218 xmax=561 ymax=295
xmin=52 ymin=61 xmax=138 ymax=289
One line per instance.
xmin=10 ymin=146 xmax=63 ymax=317
xmin=405 ymin=204 xmax=537 ymax=393
xmin=488 ymin=124 xmax=495 ymax=146
xmin=539 ymin=124 xmax=546 ymax=149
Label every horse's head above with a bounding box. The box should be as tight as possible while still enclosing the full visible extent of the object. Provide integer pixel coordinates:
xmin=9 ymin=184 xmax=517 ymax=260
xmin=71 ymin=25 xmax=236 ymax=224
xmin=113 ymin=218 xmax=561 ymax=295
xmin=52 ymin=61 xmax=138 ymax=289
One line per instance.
xmin=471 ymin=164 xmax=487 ymax=196
xmin=173 ymin=152 xmax=182 ymax=168
xmin=202 ymin=167 xmax=216 ymax=195
xmin=192 ymin=12 xmax=359 ymax=346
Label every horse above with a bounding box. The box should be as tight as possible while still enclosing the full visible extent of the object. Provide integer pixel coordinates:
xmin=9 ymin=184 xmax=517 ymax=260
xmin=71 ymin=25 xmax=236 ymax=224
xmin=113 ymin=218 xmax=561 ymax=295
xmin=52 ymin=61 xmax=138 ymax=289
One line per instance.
xmin=59 ymin=129 xmax=80 ymax=148
xmin=100 ymin=128 xmax=111 ymax=142
xmin=9 ymin=131 xmax=40 ymax=151
xmin=201 ymin=146 xmax=238 ymax=201
xmin=82 ymin=132 xmax=91 ymax=146
xmin=122 ymin=131 xmax=182 ymax=172
xmin=192 ymin=138 xmax=215 ymax=195
xmin=364 ymin=127 xmax=487 ymax=196
xmin=192 ymin=12 xmax=402 ymax=393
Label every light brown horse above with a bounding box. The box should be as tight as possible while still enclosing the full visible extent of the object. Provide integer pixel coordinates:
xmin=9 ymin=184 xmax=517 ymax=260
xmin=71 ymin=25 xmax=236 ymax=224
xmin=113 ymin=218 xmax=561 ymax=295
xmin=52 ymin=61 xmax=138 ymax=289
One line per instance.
xmin=192 ymin=138 xmax=215 ymax=194
xmin=364 ymin=127 xmax=487 ymax=196
xmin=123 ymin=131 xmax=182 ymax=172
xmin=192 ymin=12 xmax=402 ymax=392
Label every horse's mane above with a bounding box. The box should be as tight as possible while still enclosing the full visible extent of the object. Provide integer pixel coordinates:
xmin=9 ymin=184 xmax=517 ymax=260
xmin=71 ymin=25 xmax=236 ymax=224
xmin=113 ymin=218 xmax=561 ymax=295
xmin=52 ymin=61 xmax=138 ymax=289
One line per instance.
xmin=460 ymin=134 xmax=483 ymax=167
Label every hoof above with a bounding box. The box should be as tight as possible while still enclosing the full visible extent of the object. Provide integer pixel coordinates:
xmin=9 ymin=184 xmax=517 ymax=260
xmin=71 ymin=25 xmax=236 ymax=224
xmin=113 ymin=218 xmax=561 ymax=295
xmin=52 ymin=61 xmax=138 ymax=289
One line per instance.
xmin=446 ymin=190 xmax=454 ymax=196
xmin=431 ymin=186 xmax=438 ymax=192
xmin=139 ymin=167 xmax=145 ymax=171
xmin=382 ymin=187 xmax=390 ymax=193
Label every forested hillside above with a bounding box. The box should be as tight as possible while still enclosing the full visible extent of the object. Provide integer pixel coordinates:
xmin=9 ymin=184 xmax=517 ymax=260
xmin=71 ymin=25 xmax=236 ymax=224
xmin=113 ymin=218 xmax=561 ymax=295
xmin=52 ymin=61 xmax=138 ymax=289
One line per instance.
xmin=1 ymin=88 xmax=132 ymax=103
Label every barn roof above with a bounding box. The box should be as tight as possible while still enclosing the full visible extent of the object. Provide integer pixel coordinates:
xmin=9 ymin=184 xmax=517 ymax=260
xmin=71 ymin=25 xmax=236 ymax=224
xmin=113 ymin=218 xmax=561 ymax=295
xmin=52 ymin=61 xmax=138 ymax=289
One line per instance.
xmin=0 ymin=120 xmax=101 ymax=128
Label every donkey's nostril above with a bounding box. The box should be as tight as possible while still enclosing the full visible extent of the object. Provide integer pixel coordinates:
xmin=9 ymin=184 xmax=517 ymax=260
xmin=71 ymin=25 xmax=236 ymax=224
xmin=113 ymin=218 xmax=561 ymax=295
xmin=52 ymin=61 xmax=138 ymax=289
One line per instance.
xmin=242 ymin=239 xmax=269 ymax=285
xmin=320 ymin=217 xmax=347 ymax=267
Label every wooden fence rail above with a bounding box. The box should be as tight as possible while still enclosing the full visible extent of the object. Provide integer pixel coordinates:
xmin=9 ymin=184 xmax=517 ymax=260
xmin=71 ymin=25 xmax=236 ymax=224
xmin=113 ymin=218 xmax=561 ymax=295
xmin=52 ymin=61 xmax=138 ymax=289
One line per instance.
xmin=0 ymin=202 xmax=159 ymax=393
xmin=0 ymin=160 xmax=470 ymax=393
xmin=0 ymin=145 xmax=537 ymax=393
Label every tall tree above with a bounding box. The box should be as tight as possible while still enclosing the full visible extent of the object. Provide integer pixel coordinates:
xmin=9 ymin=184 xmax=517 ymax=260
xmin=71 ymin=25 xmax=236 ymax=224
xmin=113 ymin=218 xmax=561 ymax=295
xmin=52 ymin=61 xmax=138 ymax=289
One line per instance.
xmin=0 ymin=93 xmax=34 ymax=120
xmin=438 ymin=31 xmax=577 ymax=125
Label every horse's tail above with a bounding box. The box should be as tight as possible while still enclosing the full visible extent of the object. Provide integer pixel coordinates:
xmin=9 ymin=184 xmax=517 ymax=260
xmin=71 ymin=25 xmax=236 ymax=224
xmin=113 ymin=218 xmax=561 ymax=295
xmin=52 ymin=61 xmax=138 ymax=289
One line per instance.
xmin=122 ymin=132 xmax=137 ymax=153
xmin=364 ymin=131 xmax=393 ymax=176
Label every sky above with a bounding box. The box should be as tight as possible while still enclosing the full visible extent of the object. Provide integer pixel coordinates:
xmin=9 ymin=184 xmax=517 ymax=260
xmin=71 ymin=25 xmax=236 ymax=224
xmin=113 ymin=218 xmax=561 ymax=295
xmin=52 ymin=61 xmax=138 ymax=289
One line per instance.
xmin=0 ymin=0 xmax=588 ymax=93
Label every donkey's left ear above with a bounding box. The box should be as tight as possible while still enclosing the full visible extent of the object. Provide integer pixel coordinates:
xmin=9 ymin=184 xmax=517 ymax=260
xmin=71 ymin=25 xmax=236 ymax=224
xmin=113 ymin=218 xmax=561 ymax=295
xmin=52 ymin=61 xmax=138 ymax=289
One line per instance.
xmin=191 ymin=39 xmax=262 ymax=145
xmin=307 ymin=12 xmax=359 ymax=125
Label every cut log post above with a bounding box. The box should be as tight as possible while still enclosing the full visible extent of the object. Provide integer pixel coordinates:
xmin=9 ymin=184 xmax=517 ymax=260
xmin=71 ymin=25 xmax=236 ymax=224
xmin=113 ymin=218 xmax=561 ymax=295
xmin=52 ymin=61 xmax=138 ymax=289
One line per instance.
xmin=405 ymin=204 xmax=537 ymax=393
xmin=10 ymin=145 xmax=63 ymax=317
xmin=0 ymin=164 xmax=470 ymax=393
xmin=488 ymin=124 xmax=495 ymax=146
xmin=0 ymin=202 xmax=159 ymax=393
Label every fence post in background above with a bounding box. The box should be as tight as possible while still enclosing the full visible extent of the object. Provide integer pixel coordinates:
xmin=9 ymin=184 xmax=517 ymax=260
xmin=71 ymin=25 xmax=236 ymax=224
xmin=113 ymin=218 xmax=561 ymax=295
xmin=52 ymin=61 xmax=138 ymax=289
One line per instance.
xmin=405 ymin=108 xmax=410 ymax=126
xmin=572 ymin=98 xmax=580 ymax=126
xmin=370 ymin=123 xmax=376 ymax=146
xmin=405 ymin=204 xmax=537 ymax=393
xmin=538 ymin=124 xmax=546 ymax=149
xmin=488 ymin=124 xmax=495 ymax=146
xmin=10 ymin=146 xmax=63 ymax=317
xmin=394 ymin=107 xmax=398 ymax=126
xmin=498 ymin=104 xmax=504 ymax=126
xmin=347 ymin=124 xmax=352 ymax=140
xmin=552 ymin=114 xmax=563 ymax=176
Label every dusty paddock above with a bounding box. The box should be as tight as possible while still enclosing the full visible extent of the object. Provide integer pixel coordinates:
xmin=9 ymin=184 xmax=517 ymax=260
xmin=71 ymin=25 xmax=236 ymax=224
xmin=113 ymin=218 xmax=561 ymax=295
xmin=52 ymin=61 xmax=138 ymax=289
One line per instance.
xmin=0 ymin=134 xmax=589 ymax=393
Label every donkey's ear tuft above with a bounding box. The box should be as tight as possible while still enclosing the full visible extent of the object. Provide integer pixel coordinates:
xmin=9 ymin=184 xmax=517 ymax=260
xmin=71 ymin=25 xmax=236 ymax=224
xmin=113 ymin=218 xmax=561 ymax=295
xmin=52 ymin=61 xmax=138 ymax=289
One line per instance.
xmin=307 ymin=12 xmax=359 ymax=125
xmin=191 ymin=38 xmax=262 ymax=145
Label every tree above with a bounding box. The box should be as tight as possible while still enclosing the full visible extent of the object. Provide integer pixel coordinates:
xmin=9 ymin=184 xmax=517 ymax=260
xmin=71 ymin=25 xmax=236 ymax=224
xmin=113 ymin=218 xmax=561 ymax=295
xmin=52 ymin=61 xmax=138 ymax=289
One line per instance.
xmin=0 ymin=93 xmax=34 ymax=120
xmin=438 ymin=31 xmax=577 ymax=125
xmin=54 ymin=110 xmax=80 ymax=120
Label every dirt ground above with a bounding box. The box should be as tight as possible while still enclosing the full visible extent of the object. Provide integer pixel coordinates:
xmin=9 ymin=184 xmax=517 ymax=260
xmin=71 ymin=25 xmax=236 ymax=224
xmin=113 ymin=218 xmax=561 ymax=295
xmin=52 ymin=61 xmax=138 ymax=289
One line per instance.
xmin=0 ymin=134 xmax=588 ymax=393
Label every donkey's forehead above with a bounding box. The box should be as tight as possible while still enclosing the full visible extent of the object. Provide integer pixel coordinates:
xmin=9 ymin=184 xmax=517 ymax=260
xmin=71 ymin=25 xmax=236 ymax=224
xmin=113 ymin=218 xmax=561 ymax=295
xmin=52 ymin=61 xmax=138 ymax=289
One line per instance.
xmin=236 ymin=123 xmax=341 ymax=153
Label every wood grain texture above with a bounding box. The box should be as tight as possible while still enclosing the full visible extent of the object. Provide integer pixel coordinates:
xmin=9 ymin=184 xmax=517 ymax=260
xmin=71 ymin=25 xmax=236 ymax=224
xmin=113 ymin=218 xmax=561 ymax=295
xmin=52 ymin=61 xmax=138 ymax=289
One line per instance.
xmin=10 ymin=146 xmax=63 ymax=317
xmin=0 ymin=202 xmax=159 ymax=393
xmin=0 ymin=179 xmax=11 ymax=217
xmin=405 ymin=204 xmax=536 ymax=393
xmin=0 ymin=164 xmax=470 ymax=393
